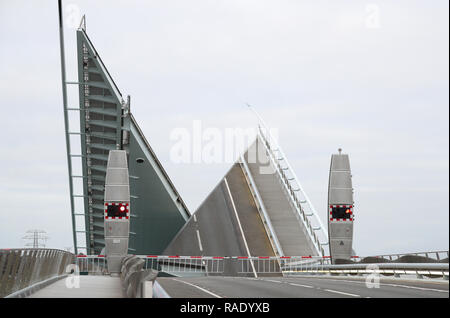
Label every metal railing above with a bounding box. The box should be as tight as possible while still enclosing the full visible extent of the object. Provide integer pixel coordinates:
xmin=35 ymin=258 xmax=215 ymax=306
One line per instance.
xmin=75 ymin=255 xmax=108 ymax=274
xmin=0 ymin=248 xmax=74 ymax=297
xmin=134 ymin=255 xmax=449 ymax=279
xmin=70 ymin=253 xmax=449 ymax=281
xmin=256 ymin=125 xmax=327 ymax=256
xmin=136 ymin=256 xmax=333 ymax=276
xmin=235 ymin=256 xmax=325 ymax=275
xmin=139 ymin=256 xmax=225 ymax=276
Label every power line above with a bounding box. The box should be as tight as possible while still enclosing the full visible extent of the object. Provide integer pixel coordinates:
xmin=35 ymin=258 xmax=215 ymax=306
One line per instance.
xmin=22 ymin=229 xmax=49 ymax=248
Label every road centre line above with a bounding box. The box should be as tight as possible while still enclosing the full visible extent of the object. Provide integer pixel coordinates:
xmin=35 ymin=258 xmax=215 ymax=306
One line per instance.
xmin=295 ymin=277 xmax=449 ymax=293
xmin=196 ymin=229 xmax=203 ymax=252
xmin=288 ymin=283 xmax=314 ymax=289
xmin=172 ymin=279 xmax=223 ymax=298
xmin=323 ymin=289 xmax=360 ymax=297
xmin=224 ymin=177 xmax=257 ymax=278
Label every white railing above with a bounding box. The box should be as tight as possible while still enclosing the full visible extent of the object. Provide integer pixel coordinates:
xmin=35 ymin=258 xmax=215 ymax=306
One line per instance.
xmin=235 ymin=256 xmax=331 ymax=274
xmin=137 ymin=256 xmax=332 ymax=276
xmin=138 ymin=255 xmax=225 ymax=276
xmin=75 ymin=255 xmax=108 ymax=275
xmin=75 ymin=254 xmax=448 ymax=280
xmin=256 ymin=125 xmax=327 ymax=256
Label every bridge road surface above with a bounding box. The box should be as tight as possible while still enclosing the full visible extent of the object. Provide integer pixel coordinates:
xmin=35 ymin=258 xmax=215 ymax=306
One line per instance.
xmin=28 ymin=276 xmax=124 ymax=298
xmin=156 ymin=276 xmax=449 ymax=298
xmin=244 ymin=138 xmax=319 ymax=257
xmin=163 ymin=163 xmax=278 ymax=276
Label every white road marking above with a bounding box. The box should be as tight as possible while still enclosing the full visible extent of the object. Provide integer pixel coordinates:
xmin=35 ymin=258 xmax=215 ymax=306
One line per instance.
xmin=224 ymin=177 xmax=258 ymax=278
xmin=289 ymin=283 xmax=314 ymax=289
xmin=239 ymin=277 xmax=259 ymax=281
xmin=196 ymin=229 xmax=203 ymax=252
xmin=172 ymin=279 xmax=223 ymax=298
xmin=323 ymin=289 xmax=360 ymax=297
xmin=193 ymin=213 xmax=197 ymax=222
xmin=383 ymin=283 xmax=448 ymax=293
xmin=300 ymin=277 xmax=449 ymax=294
xmin=265 ymin=279 xmax=283 ymax=284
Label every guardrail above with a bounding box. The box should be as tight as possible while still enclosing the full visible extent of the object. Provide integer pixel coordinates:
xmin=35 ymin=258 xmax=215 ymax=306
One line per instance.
xmin=285 ymin=262 xmax=449 ymax=279
xmin=120 ymin=255 xmax=158 ymax=298
xmin=0 ymin=248 xmax=74 ymax=298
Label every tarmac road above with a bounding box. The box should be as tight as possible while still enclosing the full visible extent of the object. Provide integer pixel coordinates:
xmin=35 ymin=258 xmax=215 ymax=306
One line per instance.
xmin=156 ymin=275 xmax=449 ymax=298
xmin=163 ymin=164 xmax=276 ymax=276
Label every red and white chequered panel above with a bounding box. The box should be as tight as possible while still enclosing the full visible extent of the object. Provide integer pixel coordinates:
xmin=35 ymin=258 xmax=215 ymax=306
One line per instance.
xmin=104 ymin=202 xmax=129 ymax=220
xmin=329 ymin=205 xmax=353 ymax=222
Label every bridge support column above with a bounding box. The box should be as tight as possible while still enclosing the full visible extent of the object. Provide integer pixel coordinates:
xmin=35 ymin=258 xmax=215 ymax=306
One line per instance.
xmin=104 ymin=150 xmax=131 ymax=274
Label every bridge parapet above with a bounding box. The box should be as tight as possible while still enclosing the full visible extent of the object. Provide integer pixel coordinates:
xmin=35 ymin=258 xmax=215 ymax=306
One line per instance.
xmin=0 ymin=248 xmax=74 ymax=298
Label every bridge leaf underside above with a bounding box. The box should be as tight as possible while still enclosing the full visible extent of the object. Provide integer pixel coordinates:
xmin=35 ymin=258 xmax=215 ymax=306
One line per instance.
xmin=164 ymin=137 xmax=321 ymax=263
xmin=128 ymin=115 xmax=190 ymax=254
xmin=73 ymin=27 xmax=318 ymax=258
xmin=163 ymin=163 xmax=277 ymax=276
xmin=164 ymin=163 xmax=275 ymax=259
xmin=75 ymin=29 xmax=189 ymax=255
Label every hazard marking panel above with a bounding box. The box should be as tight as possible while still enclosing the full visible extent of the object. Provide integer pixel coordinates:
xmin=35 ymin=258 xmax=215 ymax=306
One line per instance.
xmin=329 ymin=205 xmax=353 ymax=222
xmin=105 ymin=202 xmax=129 ymax=220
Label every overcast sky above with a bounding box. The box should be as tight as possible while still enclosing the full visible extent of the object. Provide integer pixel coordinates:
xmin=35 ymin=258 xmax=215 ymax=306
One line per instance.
xmin=0 ymin=0 xmax=448 ymax=255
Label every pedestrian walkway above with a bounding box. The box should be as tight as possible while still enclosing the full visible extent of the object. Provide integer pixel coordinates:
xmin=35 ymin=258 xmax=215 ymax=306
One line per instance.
xmin=28 ymin=275 xmax=124 ymax=298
